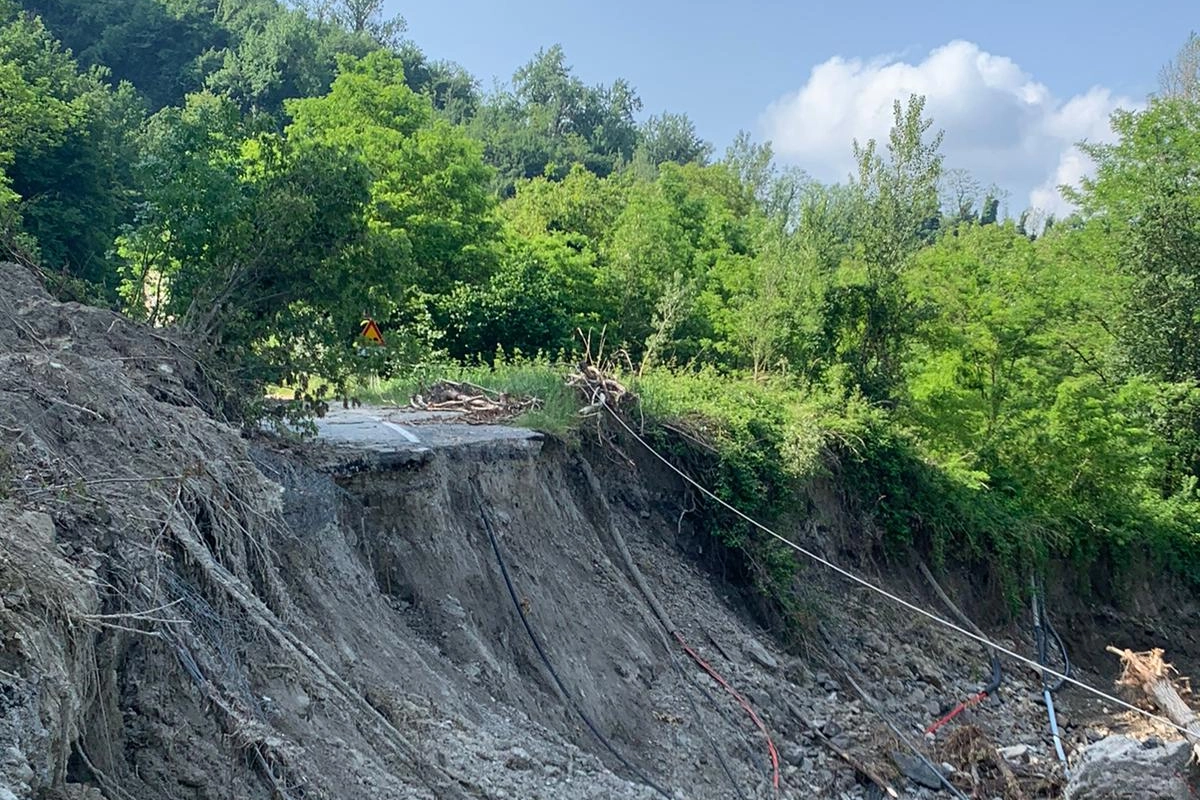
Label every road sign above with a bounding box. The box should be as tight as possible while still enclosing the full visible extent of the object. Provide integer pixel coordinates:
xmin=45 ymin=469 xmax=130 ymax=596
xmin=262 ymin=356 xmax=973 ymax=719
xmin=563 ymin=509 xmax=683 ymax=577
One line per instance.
xmin=360 ymin=318 xmax=385 ymax=346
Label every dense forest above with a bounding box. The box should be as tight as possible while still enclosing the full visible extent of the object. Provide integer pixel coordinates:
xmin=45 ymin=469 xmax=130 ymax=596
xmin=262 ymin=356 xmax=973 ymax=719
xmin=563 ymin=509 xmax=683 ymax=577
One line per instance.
xmin=4 ymin=0 xmax=1200 ymax=605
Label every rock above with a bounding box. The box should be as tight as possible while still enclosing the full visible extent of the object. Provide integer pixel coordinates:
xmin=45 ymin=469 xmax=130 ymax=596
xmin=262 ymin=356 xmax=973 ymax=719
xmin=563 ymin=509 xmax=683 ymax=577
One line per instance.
xmin=998 ymin=744 xmax=1030 ymax=762
xmin=1066 ymin=735 xmax=1191 ymax=799
xmin=1 ymin=748 xmax=32 ymax=786
xmin=890 ymin=751 xmax=945 ymax=790
xmin=504 ymin=748 xmax=534 ymax=771
xmin=743 ymin=638 xmax=778 ymax=670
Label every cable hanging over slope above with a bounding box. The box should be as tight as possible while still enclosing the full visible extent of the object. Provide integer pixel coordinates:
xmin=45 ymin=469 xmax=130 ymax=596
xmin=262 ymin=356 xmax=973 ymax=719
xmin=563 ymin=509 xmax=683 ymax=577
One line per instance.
xmin=600 ymin=399 xmax=1200 ymax=742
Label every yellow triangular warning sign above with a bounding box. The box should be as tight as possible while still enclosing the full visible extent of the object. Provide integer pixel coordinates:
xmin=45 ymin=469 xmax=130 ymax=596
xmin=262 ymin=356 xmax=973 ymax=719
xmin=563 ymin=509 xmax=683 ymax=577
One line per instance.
xmin=360 ymin=318 xmax=385 ymax=346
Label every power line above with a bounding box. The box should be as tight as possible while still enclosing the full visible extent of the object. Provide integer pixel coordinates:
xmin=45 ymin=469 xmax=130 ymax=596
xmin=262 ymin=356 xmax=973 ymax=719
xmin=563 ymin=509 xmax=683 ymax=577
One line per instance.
xmin=602 ymin=401 xmax=1195 ymax=741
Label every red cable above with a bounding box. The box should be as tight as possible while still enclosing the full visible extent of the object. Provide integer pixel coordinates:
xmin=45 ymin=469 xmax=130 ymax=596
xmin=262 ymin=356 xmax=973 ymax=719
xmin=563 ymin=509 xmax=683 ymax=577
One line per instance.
xmin=924 ymin=691 xmax=988 ymax=736
xmin=673 ymin=631 xmax=781 ymax=791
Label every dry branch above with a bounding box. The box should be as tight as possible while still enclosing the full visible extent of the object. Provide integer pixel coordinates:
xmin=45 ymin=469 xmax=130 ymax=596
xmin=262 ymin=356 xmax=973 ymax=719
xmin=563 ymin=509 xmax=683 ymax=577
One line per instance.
xmin=568 ymin=363 xmax=630 ymax=413
xmin=1107 ymin=645 xmax=1200 ymax=761
xmin=943 ymin=725 xmax=1028 ymax=800
xmin=410 ymin=380 xmax=540 ymax=423
xmin=785 ymin=699 xmax=898 ymax=798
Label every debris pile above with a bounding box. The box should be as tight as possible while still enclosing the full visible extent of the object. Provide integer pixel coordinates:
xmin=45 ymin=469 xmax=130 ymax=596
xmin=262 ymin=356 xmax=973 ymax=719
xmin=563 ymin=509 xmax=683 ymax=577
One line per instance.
xmin=569 ymin=362 xmax=632 ymax=414
xmin=409 ymin=379 xmax=541 ymax=423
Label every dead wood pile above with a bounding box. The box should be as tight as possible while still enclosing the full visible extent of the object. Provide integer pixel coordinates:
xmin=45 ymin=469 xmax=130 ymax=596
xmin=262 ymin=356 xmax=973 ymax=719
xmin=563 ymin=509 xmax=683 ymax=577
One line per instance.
xmin=409 ymin=380 xmax=541 ymax=423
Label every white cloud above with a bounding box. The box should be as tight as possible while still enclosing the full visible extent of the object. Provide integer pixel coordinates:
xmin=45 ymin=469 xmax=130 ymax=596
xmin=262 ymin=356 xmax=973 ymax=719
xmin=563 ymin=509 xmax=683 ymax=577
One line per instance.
xmin=760 ymin=40 xmax=1140 ymax=217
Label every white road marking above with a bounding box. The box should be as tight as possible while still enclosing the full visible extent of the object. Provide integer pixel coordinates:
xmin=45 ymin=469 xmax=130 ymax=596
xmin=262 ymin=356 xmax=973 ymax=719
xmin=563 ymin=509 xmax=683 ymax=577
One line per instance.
xmin=375 ymin=418 xmax=421 ymax=443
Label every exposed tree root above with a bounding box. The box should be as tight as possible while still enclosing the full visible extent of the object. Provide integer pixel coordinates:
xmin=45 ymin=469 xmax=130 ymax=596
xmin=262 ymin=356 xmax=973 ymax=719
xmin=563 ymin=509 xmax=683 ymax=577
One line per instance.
xmin=1107 ymin=645 xmax=1200 ymax=761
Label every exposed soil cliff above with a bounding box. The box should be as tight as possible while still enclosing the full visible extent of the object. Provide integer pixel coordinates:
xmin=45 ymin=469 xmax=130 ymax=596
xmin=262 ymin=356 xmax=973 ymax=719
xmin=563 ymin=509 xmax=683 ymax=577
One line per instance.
xmin=3 ymin=261 xmax=1199 ymax=800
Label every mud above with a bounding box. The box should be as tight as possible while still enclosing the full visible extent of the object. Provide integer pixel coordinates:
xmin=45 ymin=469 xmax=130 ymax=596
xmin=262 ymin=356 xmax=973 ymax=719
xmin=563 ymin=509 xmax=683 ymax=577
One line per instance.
xmin=2 ymin=260 xmax=1199 ymax=800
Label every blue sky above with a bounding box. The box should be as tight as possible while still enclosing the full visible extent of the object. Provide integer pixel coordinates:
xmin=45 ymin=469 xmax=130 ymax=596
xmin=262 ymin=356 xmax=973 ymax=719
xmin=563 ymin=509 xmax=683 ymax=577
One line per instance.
xmin=386 ymin=0 xmax=1195 ymax=213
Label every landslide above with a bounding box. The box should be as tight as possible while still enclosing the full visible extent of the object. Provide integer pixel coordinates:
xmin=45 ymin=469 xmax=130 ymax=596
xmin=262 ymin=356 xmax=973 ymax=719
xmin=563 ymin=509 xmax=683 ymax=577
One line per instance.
xmin=3 ymin=258 xmax=1200 ymax=800
xmin=0 ymin=261 xmax=674 ymax=799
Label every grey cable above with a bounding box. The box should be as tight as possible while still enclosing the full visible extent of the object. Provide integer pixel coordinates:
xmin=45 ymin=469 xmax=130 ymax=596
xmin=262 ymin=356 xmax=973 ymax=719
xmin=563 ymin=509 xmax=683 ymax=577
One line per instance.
xmin=602 ymin=401 xmax=1197 ymax=740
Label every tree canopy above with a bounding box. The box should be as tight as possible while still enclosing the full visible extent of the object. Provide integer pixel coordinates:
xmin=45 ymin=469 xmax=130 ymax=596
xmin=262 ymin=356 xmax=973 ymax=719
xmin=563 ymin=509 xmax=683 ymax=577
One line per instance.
xmin=4 ymin=2 xmax=1200 ymax=592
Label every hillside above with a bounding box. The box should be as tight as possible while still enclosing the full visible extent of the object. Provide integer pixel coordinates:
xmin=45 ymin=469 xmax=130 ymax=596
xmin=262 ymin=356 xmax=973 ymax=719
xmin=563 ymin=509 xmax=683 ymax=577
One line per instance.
xmin=4 ymin=3 xmax=1200 ymax=798
xmin=4 ymin=261 xmax=1200 ymax=800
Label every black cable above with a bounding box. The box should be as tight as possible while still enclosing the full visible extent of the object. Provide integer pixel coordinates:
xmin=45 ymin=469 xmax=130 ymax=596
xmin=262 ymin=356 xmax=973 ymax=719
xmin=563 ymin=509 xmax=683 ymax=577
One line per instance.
xmin=473 ymin=488 xmax=673 ymax=799
xmin=1032 ymin=583 xmax=1070 ymax=693
xmin=983 ymin=652 xmax=1003 ymax=696
xmin=1040 ymin=601 xmax=1071 ymax=694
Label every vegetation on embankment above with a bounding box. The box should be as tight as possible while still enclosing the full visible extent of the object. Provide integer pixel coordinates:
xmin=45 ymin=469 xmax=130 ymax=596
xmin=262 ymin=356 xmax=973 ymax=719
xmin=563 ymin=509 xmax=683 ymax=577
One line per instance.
xmin=4 ymin=2 xmax=1200 ymax=614
xmin=369 ymin=355 xmax=1200 ymax=624
xmin=633 ymin=370 xmax=1200 ymax=617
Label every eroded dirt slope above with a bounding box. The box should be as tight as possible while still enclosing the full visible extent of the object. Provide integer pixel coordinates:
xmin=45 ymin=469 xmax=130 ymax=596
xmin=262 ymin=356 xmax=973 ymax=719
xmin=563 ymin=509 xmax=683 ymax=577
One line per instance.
xmin=3 ymin=261 xmax=1198 ymax=800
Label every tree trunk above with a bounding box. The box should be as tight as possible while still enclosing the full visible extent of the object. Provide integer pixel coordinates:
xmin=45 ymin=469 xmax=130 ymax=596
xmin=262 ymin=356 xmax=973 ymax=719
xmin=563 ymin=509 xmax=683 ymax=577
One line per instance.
xmin=1107 ymin=646 xmax=1200 ymax=757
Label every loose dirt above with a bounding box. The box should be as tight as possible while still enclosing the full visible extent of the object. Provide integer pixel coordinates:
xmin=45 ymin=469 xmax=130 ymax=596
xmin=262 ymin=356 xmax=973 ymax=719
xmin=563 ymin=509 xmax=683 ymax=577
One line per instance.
xmin=3 ymin=261 xmax=1198 ymax=800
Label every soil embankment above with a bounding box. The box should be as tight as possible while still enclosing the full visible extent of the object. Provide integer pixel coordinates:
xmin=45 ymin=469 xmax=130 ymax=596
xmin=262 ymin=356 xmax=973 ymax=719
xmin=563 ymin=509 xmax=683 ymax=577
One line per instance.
xmin=3 ymin=261 xmax=1198 ymax=800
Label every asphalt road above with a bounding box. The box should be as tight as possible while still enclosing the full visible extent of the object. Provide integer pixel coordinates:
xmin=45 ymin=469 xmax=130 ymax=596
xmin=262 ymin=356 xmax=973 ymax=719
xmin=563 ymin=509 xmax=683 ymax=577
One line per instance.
xmin=313 ymin=406 xmax=541 ymax=454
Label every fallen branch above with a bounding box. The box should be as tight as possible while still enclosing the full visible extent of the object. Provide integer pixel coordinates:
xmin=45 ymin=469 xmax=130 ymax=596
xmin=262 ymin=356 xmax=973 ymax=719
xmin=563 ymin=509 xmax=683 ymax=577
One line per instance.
xmin=410 ymin=380 xmax=540 ymax=423
xmin=786 ymin=699 xmax=898 ymax=798
xmin=567 ymin=363 xmax=630 ymax=409
xmin=1107 ymin=646 xmax=1200 ymax=761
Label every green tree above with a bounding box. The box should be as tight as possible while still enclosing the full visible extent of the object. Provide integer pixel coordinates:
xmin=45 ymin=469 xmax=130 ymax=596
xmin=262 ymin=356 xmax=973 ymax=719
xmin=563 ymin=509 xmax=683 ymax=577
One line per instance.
xmin=903 ymin=224 xmax=1089 ymax=467
xmin=285 ymin=51 xmax=498 ymax=317
xmin=117 ymin=90 xmax=377 ymax=398
xmin=1072 ymin=91 xmax=1200 ymax=492
xmin=471 ymin=45 xmax=641 ymax=195
xmin=821 ymin=94 xmax=944 ymax=402
xmin=606 ymin=161 xmax=756 ymax=364
xmin=633 ymin=112 xmax=713 ymax=173
xmin=722 ymin=131 xmax=810 ymax=229
xmin=330 ymin=0 xmax=403 ymax=46
xmin=205 ymin=7 xmax=334 ymax=112
xmin=435 ymin=232 xmax=583 ymax=360
xmin=0 ymin=3 xmax=145 ymax=287
xmin=1075 ymin=97 xmax=1200 ymax=384
xmin=22 ymin=0 xmax=226 ymax=109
